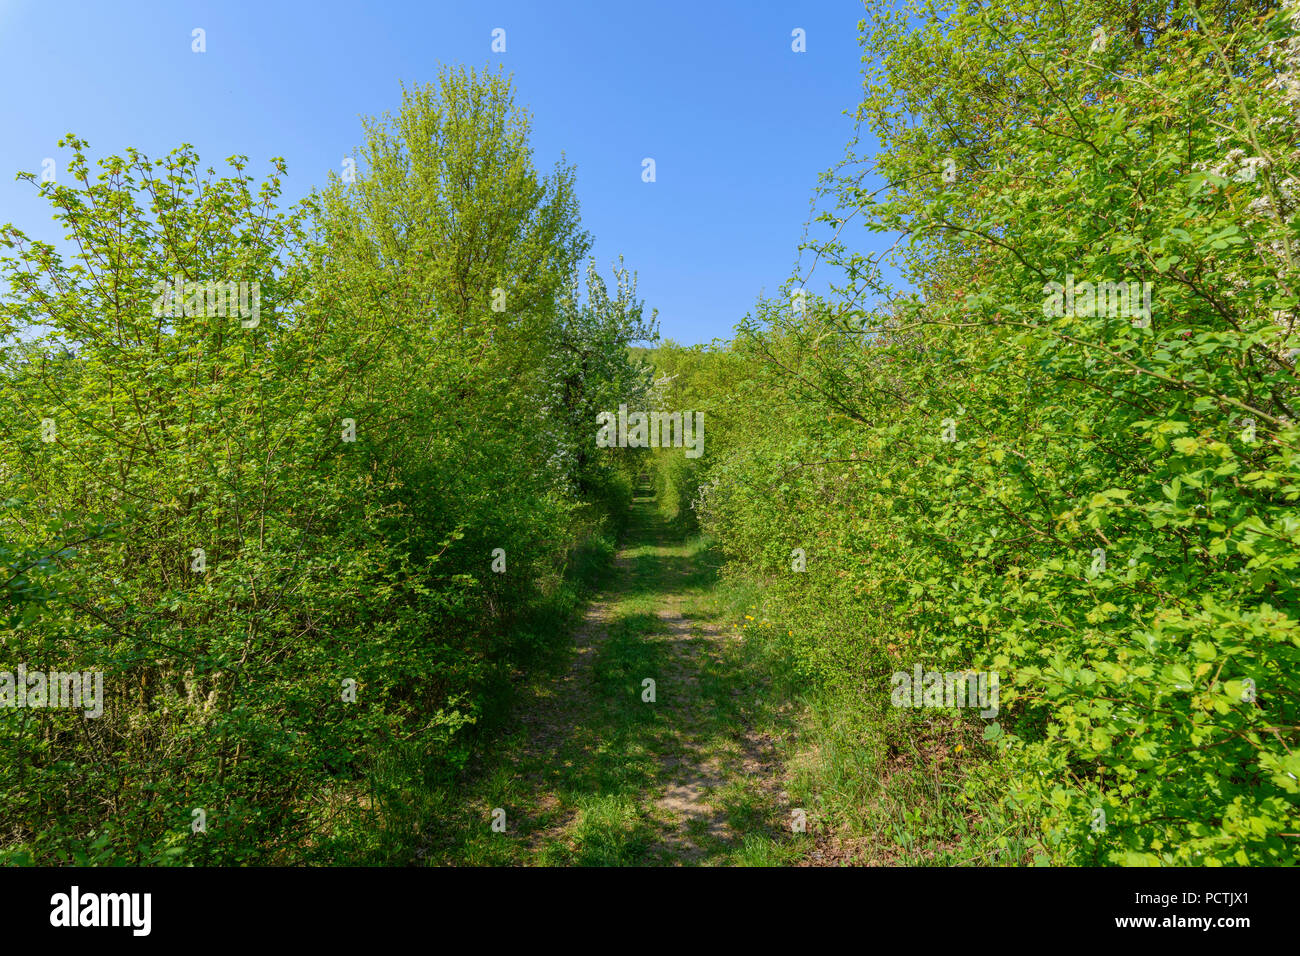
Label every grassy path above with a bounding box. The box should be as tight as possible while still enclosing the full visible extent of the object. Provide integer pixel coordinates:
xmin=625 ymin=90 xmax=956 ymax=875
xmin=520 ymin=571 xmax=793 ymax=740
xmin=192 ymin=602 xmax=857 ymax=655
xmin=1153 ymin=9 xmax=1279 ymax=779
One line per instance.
xmin=425 ymin=492 xmax=803 ymax=866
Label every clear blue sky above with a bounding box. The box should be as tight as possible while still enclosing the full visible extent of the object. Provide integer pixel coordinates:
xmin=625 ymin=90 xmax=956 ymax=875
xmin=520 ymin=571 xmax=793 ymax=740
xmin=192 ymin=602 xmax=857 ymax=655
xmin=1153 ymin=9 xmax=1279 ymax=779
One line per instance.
xmin=0 ymin=0 xmax=882 ymax=345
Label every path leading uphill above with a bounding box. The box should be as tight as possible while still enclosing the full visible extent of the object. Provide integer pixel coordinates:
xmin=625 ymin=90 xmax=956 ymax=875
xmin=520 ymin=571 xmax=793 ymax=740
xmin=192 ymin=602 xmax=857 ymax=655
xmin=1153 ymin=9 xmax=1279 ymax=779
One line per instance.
xmin=425 ymin=492 xmax=801 ymax=866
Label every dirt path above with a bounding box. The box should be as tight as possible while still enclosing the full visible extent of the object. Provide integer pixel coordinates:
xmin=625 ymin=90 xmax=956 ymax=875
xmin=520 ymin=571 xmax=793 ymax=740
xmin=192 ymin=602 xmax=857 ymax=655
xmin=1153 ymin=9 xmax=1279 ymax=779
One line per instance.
xmin=425 ymin=492 xmax=801 ymax=866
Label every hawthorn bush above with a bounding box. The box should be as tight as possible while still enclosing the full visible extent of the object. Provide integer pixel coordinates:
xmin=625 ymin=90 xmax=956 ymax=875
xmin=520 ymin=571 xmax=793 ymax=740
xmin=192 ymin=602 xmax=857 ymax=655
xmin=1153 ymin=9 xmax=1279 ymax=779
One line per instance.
xmin=692 ymin=0 xmax=1299 ymax=864
xmin=0 ymin=68 xmax=655 ymax=864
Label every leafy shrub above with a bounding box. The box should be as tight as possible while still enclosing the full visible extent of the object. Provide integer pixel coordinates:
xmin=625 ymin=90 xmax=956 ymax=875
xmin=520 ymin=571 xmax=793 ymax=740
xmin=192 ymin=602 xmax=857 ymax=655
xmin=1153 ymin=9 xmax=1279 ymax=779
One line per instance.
xmin=691 ymin=0 xmax=1299 ymax=864
xmin=0 ymin=68 xmax=655 ymax=864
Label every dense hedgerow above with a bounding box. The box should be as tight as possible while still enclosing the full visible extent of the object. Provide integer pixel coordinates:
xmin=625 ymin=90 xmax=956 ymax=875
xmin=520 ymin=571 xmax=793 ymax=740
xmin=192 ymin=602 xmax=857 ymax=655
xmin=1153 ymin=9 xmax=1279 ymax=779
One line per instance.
xmin=0 ymin=67 xmax=655 ymax=864
xmin=681 ymin=0 xmax=1299 ymax=865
